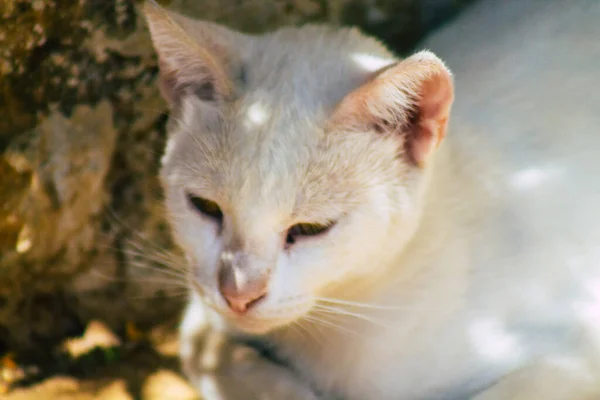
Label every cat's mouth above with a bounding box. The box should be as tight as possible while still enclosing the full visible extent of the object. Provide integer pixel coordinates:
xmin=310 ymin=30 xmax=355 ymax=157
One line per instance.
xmin=223 ymin=313 xmax=294 ymax=334
xmin=198 ymin=288 xmax=314 ymax=334
xmin=217 ymin=301 xmax=314 ymax=335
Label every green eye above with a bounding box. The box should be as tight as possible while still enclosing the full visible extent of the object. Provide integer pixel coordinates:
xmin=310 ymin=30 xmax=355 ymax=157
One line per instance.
xmin=187 ymin=194 xmax=223 ymax=223
xmin=286 ymin=221 xmax=334 ymax=246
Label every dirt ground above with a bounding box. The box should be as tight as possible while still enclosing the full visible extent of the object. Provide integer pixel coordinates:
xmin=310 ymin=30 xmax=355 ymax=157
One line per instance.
xmin=1 ymin=320 xmax=200 ymax=400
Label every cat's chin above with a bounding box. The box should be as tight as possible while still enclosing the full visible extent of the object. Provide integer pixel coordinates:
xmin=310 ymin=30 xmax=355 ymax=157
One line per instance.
xmin=208 ymin=296 xmax=315 ymax=335
xmin=224 ymin=314 xmax=297 ymax=335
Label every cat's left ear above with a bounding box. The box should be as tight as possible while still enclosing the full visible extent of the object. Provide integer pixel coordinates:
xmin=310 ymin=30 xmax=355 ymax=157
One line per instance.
xmin=329 ymin=51 xmax=454 ymax=167
xmin=143 ymin=1 xmax=244 ymax=107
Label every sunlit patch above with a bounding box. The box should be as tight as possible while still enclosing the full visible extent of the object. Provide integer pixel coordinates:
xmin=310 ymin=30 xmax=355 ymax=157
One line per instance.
xmin=350 ymin=53 xmax=395 ymax=72
xmin=161 ymin=136 xmax=178 ymax=165
xmin=469 ymin=318 xmax=523 ymax=363
xmin=232 ymin=266 xmax=250 ymax=288
xmin=575 ymin=276 xmax=600 ymax=332
xmin=199 ymin=375 xmax=224 ymax=400
xmin=246 ymin=102 xmax=269 ymax=126
xmin=509 ymin=166 xmax=561 ymax=190
xmin=180 ymin=301 xmax=211 ymax=361
xmin=15 ymin=225 xmax=32 ymax=254
xmin=62 ymin=320 xmax=121 ymax=358
xmin=143 ymin=370 xmax=199 ymax=399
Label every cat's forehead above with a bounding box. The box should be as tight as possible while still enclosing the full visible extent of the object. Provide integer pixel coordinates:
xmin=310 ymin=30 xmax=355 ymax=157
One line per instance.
xmin=242 ymin=25 xmax=394 ymax=114
xmin=174 ymin=96 xmax=330 ymax=204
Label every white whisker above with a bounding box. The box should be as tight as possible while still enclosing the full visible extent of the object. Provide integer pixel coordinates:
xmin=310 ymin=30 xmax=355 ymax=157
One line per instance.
xmin=313 ymin=304 xmax=395 ymax=330
xmin=303 ymin=315 xmax=367 ymax=341
xmin=315 ymin=297 xmax=441 ymax=311
xmin=127 ymin=260 xmax=190 ymax=282
xmin=293 ymin=319 xmax=322 ymax=347
xmin=127 ymin=290 xmax=190 ymax=301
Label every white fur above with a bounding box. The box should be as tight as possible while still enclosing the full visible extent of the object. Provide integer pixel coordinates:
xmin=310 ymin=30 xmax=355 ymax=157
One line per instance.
xmin=145 ymin=0 xmax=600 ymax=398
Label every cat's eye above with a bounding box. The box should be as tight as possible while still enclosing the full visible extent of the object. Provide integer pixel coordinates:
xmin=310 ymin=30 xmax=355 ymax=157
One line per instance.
xmin=187 ymin=194 xmax=223 ymax=224
xmin=285 ymin=221 xmax=335 ymax=246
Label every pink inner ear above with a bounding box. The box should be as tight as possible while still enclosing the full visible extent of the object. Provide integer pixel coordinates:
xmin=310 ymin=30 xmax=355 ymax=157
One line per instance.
xmin=327 ymin=51 xmax=454 ymax=168
xmin=408 ymin=70 xmax=454 ymax=167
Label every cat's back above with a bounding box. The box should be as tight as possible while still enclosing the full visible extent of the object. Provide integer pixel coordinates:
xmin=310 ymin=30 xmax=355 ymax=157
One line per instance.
xmin=425 ymin=0 xmax=600 ymax=185
xmin=423 ymin=0 xmax=600 ymax=278
xmin=372 ymin=1 xmax=600 ymax=396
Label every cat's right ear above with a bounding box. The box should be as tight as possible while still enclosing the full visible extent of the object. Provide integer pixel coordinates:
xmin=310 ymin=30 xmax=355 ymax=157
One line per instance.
xmin=143 ymin=1 xmax=241 ymax=106
xmin=328 ymin=51 xmax=454 ymax=168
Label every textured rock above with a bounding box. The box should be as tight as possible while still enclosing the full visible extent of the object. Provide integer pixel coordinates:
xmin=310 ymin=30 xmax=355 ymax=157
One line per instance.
xmin=0 ymin=0 xmax=471 ymax=351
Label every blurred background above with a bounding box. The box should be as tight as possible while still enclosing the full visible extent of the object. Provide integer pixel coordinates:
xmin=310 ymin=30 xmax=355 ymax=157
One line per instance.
xmin=0 ymin=0 xmax=473 ymax=398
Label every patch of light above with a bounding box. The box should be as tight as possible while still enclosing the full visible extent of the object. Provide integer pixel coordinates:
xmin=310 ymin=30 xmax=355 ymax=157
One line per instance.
xmin=161 ymin=136 xmax=178 ymax=165
xmin=143 ymin=370 xmax=200 ymax=399
xmin=179 ymin=299 xmax=210 ymax=361
xmin=575 ymin=276 xmax=600 ymax=332
xmin=509 ymin=166 xmax=561 ymax=190
xmin=199 ymin=375 xmax=224 ymax=400
xmin=468 ymin=318 xmax=522 ymax=363
xmin=351 ymin=53 xmax=395 ymax=72
xmin=15 ymin=225 xmax=32 ymax=254
xmin=246 ymin=102 xmax=269 ymax=126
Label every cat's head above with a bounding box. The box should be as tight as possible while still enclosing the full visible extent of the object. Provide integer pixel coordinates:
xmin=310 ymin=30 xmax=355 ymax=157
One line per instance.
xmin=144 ymin=2 xmax=453 ymax=334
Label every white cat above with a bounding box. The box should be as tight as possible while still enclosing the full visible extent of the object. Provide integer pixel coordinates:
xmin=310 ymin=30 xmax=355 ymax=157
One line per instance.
xmin=143 ymin=0 xmax=600 ymax=398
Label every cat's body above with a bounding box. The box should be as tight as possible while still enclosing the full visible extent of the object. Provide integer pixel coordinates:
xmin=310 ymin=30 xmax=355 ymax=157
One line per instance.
xmin=144 ymin=0 xmax=600 ymax=399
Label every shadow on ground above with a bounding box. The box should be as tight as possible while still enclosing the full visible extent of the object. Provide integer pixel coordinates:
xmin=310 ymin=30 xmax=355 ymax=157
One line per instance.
xmin=2 ymin=320 xmax=199 ymax=400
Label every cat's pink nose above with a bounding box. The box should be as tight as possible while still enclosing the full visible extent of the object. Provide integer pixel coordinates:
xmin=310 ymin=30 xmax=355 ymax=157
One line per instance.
xmin=221 ymin=288 xmax=267 ymax=314
xmin=218 ymin=266 xmax=268 ymax=314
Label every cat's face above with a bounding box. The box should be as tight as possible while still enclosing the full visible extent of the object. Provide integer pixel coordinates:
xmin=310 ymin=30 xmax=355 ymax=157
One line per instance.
xmin=160 ymin=99 xmax=421 ymax=333
xmin=145 ymin=3 xmax=453 ymax=334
